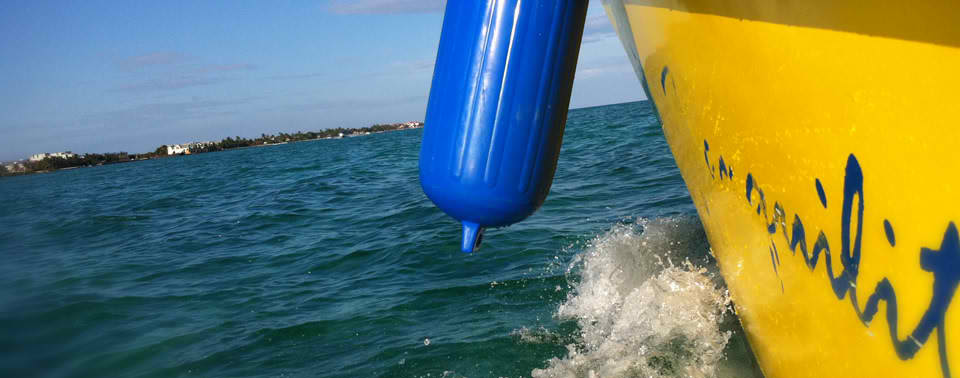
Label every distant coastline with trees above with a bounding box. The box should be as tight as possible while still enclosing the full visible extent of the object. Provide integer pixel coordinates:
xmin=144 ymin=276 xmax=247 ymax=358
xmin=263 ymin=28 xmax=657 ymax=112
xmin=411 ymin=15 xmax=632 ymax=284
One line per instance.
xmin=1 ymin=122 xmax=423 ymax=177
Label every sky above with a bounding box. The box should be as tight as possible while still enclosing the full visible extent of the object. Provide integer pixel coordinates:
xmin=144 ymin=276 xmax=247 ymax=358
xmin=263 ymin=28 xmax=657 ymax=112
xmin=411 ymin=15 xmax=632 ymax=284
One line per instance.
xmin=0 ymin=0 xmax=645 ymax=161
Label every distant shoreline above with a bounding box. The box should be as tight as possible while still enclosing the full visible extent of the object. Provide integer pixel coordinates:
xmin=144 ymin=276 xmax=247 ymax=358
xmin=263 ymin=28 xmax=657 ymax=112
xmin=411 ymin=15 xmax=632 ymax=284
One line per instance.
xmin=1 ymin=122 xmax=423 ymax=178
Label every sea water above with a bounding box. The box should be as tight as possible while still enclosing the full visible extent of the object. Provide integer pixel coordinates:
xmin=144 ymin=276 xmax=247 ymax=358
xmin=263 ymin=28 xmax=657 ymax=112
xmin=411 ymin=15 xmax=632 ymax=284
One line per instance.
xmin=0 ymin=101 xmax=763 ymax=377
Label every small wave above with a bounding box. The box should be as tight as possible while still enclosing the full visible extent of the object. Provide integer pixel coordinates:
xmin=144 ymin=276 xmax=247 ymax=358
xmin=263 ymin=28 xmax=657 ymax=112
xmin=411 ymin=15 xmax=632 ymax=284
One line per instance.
xmin=532 ymin=217 xmax=736 ymax=378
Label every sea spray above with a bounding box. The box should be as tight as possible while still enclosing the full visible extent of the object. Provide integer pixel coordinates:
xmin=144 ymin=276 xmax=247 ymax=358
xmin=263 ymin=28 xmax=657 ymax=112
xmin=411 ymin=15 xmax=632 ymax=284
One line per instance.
xmin=532 ymin=217 xmax=734 ymax=378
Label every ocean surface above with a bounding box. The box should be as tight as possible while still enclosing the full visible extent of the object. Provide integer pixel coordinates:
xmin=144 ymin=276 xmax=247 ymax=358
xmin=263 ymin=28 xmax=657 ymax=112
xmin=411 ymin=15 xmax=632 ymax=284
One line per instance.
xmin=0 ymin=101 xmax=764 ymax=378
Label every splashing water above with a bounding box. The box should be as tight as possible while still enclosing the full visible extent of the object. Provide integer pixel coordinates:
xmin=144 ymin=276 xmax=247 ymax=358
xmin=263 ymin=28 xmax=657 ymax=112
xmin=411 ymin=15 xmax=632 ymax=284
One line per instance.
xmin=532 ymin=217 xmax=744 ymax=378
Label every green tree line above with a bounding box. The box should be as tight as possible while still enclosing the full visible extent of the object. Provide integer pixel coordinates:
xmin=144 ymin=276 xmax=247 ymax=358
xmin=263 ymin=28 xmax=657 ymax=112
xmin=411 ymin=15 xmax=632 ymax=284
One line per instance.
xmin=1 ymin=122 xmax=422 ymax=177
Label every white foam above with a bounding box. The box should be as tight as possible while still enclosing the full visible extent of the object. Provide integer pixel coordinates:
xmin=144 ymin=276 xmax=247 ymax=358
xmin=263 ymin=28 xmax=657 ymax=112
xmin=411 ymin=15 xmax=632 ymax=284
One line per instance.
xmin=532 ymin=217 xmax=735 ymax=378
xmin=512 ymin=326 xmax=564 ymax=344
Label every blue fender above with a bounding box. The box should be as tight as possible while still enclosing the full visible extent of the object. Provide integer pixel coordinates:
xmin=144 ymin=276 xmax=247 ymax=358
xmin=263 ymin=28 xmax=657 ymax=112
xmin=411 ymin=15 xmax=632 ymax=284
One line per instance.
xmin=419 ymin=0 xmax=588 ymax=252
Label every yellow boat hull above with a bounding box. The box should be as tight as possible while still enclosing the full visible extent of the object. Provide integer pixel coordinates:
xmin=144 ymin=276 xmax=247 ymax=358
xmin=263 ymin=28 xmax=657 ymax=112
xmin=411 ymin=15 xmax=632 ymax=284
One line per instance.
xmin=605 ymin=1 xmax=960 ymax=377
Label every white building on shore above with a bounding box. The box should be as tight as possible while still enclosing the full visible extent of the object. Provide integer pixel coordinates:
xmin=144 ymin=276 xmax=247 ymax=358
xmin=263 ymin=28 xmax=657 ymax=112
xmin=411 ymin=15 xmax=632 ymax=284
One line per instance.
xmin=166 ymin=144 xmax=188 ymax=155
xmin=3 ymin=161 xmax=26 ymax=172
xmin=166 ymin=142 xmax=213 ymax=155
xmin=29 ymin=151 xmax=76 ymax=162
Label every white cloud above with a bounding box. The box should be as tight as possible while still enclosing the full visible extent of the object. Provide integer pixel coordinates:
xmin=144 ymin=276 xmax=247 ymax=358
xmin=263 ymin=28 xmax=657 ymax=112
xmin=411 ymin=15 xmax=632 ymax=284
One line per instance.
xmin=328 ymin=0 xmax=445 ymax=14
xmin=581 ymin=10 xmax=617 ymax=44
xmin=576 ymin=55 xmax=634 ymax=79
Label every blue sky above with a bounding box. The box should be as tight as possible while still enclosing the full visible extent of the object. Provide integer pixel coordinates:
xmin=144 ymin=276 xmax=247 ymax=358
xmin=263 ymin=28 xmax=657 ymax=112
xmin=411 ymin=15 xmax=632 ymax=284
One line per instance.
xmin=0 ymin=0 xmax=644 ymax=161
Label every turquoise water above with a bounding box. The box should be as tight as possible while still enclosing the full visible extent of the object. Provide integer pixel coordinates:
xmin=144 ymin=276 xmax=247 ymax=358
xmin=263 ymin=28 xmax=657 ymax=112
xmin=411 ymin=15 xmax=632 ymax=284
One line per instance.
xmin=0 ymin=101 xmax=762 ymax=378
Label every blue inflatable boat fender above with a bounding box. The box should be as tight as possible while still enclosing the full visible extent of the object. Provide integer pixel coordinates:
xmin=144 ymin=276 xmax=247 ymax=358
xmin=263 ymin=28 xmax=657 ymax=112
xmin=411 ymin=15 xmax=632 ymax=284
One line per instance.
xmin=419 ymin=0 xmax=589 ymax=253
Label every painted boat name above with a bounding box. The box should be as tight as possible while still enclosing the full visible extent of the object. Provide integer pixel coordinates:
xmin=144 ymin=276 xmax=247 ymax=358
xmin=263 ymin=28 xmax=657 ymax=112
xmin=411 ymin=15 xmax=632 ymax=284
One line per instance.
xmin=705 ymin=140 xmax=959 ymax=378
